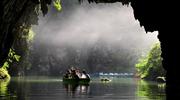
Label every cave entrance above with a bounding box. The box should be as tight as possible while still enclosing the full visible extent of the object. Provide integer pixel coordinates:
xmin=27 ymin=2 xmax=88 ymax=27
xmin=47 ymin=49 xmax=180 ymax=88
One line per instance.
xmin=27 ymin=1 xmax=164 ymax=99
xmin=0 ymin=0 xmax=166 ymax=100
xmin=31 ymin=1 xmax=159 ymax=74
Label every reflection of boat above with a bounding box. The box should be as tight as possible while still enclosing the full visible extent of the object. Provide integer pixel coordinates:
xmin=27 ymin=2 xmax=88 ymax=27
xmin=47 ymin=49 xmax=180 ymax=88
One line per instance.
xmin=63 ymin=78 xmax=90 ymax=85
xmin=63 ymin=83 xmax=90 ymax=97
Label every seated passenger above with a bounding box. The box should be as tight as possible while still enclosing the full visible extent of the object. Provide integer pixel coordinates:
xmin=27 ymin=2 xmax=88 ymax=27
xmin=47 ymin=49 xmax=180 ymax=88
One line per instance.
xmin=63 ymin=70 xmax=70 ymax=78
xmin=81 ymin=70 xmax=90 ymax=79
xmin=75 ymin=69 xmax=81 ymax=78
xmin=71 ymin=70 xmax=79 ymax=79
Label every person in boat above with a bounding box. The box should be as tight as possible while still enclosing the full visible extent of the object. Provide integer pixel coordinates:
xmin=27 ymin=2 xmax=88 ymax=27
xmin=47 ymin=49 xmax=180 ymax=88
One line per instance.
xmin=64 ymin=67 xmax=90 ymax=80
xmin=71 ymin=69 xmax=79 ymax=79
xmin=81 ymin=70 xmax=90 ymax=79
xmin=75 ymin=69 xmax=82 ymax=78
xmin=63 ymin=69 xmax=71 ymax=78
xmin=63 ymin=67 xmax=76 ymax=79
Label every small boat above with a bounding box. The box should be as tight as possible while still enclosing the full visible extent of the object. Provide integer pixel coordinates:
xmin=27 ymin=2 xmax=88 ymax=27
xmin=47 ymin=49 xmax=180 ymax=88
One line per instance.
xmin=63 ymin=78 xmax=90 ymax=85
xmin=156 ymin=76 xmax=166 ymax=83
xmin=100 ymin=78 xmax=111 ymax=82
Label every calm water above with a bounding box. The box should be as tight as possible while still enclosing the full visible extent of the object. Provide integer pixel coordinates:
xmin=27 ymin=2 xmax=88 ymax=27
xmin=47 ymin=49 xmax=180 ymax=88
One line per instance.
xmin=0 ymin=77 xmax=165 ymax=100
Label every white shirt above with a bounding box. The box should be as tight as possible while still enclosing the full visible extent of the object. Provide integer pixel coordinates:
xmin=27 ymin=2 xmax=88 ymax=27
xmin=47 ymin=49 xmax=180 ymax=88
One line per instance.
xmin=81 ymin=74 xmax=87 ymax=78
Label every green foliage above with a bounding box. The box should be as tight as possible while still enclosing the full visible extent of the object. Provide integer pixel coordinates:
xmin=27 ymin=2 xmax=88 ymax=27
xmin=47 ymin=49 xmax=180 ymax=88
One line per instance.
xmin=27 ymin=28 xmax=35 ymax=42
xmin=9 ymin=26 xmax=35 ymax=76
xmin=53 ymin=0 xmax=62 ymax=11
xmin=0 ymin=48 xmax=21 ymax=80
xmin=21 ymin=28 xmax=35 ymax=42
xmin=0 ymin=48 xmax=21 ymax=79
xmin=135 ymin=43 xmax=166 ymax=80
xmin=0 ymin=68 xmax=10 ymax=80
xmin=2 ymin=49 xmax=21 ymax=69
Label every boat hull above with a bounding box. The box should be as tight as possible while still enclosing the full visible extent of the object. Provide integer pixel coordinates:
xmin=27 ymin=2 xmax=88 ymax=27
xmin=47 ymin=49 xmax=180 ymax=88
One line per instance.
xmin=63 ymin=78 xmax=90 ymax=84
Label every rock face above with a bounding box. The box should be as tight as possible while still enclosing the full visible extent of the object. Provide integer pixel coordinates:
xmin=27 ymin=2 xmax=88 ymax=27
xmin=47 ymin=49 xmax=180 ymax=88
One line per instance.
xmin=130 ymin=0 xmax=180 ymax=98
xmin=0 ymin=0 xmax=179 ymax=98
xmin=0 ymin=0 xmax=52 ymax=66
xmin=0 ymin=0 xmax=38 ymax=66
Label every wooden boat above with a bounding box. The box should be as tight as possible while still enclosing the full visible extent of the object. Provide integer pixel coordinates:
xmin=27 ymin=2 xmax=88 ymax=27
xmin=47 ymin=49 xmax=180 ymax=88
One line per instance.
xmin=63 ymin=78 xmax=90 ymax=85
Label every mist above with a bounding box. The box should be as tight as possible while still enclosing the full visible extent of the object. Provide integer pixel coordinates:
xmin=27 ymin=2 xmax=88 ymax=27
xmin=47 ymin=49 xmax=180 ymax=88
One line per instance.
xmin=31 ymin=0 xmax=159 ymax=75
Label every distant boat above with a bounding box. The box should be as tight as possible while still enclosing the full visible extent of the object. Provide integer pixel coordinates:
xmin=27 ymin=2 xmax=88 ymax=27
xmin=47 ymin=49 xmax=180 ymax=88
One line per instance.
xmin=100 ymin=78 xmax=111 ymax=82
xmin=63 ymin=78 xmax=90 ymax=85
xmin=156 ymin=76 xmax=166 ymax=83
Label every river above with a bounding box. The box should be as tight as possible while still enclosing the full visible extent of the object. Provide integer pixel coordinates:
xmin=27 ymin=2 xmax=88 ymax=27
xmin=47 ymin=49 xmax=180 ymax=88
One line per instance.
xmin=0 ymin=77 xmax=165 ymax=100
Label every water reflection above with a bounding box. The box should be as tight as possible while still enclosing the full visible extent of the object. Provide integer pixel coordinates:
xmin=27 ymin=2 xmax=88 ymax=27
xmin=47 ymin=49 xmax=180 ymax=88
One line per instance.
xmin=0 ymin=77 xmax=166 ymax=100
xmin=137 ymin=80 xmax=166 ymax=100
xmin=0 ymin=79 xmax=10 ymax=97
xmin=63 ymin=83 xmax=90 ymax=97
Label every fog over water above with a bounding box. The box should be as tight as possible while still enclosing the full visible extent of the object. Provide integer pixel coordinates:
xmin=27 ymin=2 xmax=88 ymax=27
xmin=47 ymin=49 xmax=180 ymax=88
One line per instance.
xmin=31 ymin=0 xmax=159 ymax=74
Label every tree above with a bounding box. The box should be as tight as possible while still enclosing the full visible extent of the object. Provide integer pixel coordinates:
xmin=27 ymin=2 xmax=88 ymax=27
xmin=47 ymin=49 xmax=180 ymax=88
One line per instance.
xmin=135 ymin=43 xmax=166 ymax=80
